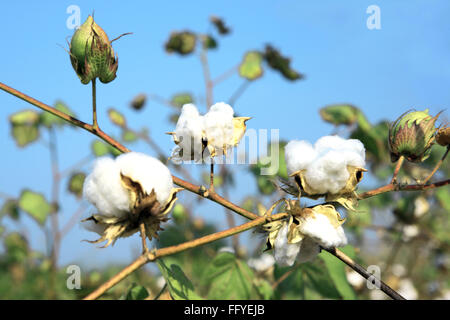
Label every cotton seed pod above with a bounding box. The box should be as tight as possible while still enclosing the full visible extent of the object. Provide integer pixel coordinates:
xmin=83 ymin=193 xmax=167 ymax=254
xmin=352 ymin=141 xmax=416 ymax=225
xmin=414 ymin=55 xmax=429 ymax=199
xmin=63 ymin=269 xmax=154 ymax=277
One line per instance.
xmin=389 ymin=109 xmax=441 ymax=163
xmin=69 ymin=16 xmax=118 ymax=84
xmin=436 ymin=126 xmax=450 ymax=146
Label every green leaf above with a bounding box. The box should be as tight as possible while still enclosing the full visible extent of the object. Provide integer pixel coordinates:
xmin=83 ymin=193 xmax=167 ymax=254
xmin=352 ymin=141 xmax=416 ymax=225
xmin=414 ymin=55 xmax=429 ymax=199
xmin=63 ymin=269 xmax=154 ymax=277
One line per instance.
xmin=320 ymin=246 xmax=356 ymax=300
xmin=9 ymin=110 xmax=40 ymax=147
xmin=18 ymin=190 xmax=53 ymax=225
xmin=165 ymin=31 xmax=197 ymax=55
xmin=130 ymin=93 xmax=147 ymax=111
xmin=202 ymin=34 xmax=218 ymax=50
xmin=263 ymin=45 xmax=303 ymax=81
xmin=435 ymin=188 xmax=450 ymax=212
xmin=304 ymin=263 xmax=341 ymax=299
xmin=254 ymin=279 xmax=273 ymax=300
xmin=39 ymin=101 xmax=75 ymax=128
xmin=68 ymin=172 xmax=86 ymax=198
xmin=202 ymin=252 xmax=255 ymax=299
xmin=157 ymin=259 xmax=203 ymax=300
xmin=0 ymin=199 xmax=20 ymax=220
xmin=210 ymin=16 xmax=231 ymax=35
xmin=121 ymin=283 xmax=149 ymax=300
xmin=239 ymin=51 xmax=263 ymax=81
xmin=4 ymin=232 xmax=29 ymax=263
xmin=320 ymin=104 xmax=359 ymax=126
xmin=122 ymin=129 xmax=138 ymax=142
xmin=108 ymin=108 xmax=126 ymax=127
xmin=91 ymin=140 xmax=110 ymax=157
xmin=171 ymin=93 xmax=194 ymax=108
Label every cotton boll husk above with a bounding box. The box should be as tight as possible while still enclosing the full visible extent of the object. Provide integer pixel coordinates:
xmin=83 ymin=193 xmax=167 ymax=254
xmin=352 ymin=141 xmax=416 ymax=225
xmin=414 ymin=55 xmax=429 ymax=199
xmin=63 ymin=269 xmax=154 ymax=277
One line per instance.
xmin=203 ymin=102 xmax=235 ymax=150
xmin=274 ymin=223 xmax=301 ymax=266
xmin=115 ymin=152 xmax=173 ymax=204
xmin=285 ymin=140 xmax=316 ymax=175
xmin=83 ymin=157 xmax=130 ymax=218
xmin=80 ymin=214 xmax=106 ymax=235
xmin=297 ymin=237 xmax=320 ymax=263
xmin=299 ymin=213 xmax=347 ymax=248
xmin=175 ymin=104 xmax=205 ymax=161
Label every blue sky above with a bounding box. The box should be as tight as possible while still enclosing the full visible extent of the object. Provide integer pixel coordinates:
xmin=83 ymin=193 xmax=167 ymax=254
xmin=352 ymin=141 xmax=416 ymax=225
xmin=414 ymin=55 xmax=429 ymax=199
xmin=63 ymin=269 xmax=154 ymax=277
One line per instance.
xmin=1 ymin=1 xmax=449 ymax=269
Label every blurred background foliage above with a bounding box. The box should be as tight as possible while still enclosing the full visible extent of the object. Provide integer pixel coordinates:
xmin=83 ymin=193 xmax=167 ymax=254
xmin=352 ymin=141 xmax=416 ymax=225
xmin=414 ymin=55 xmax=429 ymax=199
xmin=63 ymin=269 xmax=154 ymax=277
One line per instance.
xmin=1 ymin=10 xmax=449 ymax=300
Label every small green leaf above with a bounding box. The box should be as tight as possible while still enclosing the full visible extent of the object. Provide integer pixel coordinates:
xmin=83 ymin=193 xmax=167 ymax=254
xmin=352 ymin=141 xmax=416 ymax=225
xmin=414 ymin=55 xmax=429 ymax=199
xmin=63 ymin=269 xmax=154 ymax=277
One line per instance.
xmin=108 ymin=108 xmax=126 ymax=127
xmin=91 ymin=140 xmax=110 ymax=157
xmin=320 ymin=246 xmax=357 ymax=300
xmin=157 ymin=259 xmax=203 ymax=300
xmin=202 ymin=34 xmax=218 ymax=50
xmin=202 ymin=252 xmax=255 ymax=299
xmin=171 ymin=93 xmax=194 ymax=108
xmin=68 ymin=172 xmax=86 ymax=198
xmin=263 ymin=45 xmax=303 ymax=81
xmin=39 ymin=101 xmax=75 ymax=128
xmin=1 ymin=199 xmax=20 ymax=220
xmin=165 ymin=31 xmax=197 ymax=55
xmin=122 ymin=129 xmax=138 ymax=142
xmin=239 ymin=51 xmax=263 ymax=81
xmin=130 ymin=93 xmax=147 ymax=111
xmin=304 ymin=263 xmax=341 ymax=299
xmin=172 ymin=203 xmax=187 ymax=224
xmin=10 ymin=110 xmax=40 ymax=147
xmin=121 ymin=283 xmax=149 ymax=300
xmin=320 ymin=104 xmax=359 ymax=126
xmin=210 ymin=16 xmax=231 ymax=35
xmin=18 ymin=190 xmax=53 ymax=225
xmin=4 ymin=232 xmax=28 ymax=263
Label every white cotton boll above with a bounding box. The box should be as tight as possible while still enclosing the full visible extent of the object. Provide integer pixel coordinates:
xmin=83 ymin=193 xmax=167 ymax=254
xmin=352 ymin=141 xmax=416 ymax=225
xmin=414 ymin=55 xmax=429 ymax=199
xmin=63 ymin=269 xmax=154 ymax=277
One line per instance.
xmin=285 ymin=140 xmax=316 ymax=174
xmin=175 ymin=104 xmax=205 ymax=161
xmin=248 ymin=253 xmax=276 ymax=273
xmin=274 ymin=223 xmax=301 ymax=266
xmin=299 ymin=213 xmax=347 ymax=248
xmin=115 ymin=152 xmax=173 ymax=205
xmin=297 ymin=237 xmax=320 ymax=263
xmin=83 ymin=157 xmax=130 ymax=218
xmin=203 ymin=102 xmax=235 ymax=149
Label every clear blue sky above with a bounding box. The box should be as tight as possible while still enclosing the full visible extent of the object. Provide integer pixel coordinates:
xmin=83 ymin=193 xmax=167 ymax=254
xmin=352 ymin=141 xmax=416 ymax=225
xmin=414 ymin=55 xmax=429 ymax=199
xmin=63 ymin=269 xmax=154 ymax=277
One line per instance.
xmin=1 ymin=1 xmax=449 ymax=269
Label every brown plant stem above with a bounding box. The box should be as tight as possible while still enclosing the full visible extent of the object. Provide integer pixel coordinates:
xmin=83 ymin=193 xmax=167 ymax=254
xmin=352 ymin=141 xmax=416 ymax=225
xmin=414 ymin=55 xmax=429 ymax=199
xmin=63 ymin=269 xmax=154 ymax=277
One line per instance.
xmin=390 ymin=155 xmax=404 ymax=184
xmin=83 ymin=213 xmax=287 ymax=300
xmin=322 ymin=247 xmax=406 ymax=300
xmin=92 ymin=78 xmax=98 ymax=130
xmin=139 ymin=222 xmax=149 ymax=254
xmin=422 ymin=145 xmax=449 ymax=184
xmin=210 ymin=161 xmax=215 ymax=193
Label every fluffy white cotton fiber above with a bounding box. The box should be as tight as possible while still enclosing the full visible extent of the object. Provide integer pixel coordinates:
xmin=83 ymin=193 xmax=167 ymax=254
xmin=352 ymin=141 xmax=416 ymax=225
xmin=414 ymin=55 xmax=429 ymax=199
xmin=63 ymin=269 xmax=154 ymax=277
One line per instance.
xmin=83 ymin=152 xmax=174 ymax=219
xmin=173 ymin=102 xmax=236 ymax=161
xmin=299 ymin=213 xmax=347 ymax=248
xmin=248 ymin=253 xmax=276 ymax=273
xmin=285 ymin=135 xmax=366 ymax=194
xmin=274 ymin=223 xmax=301 ymax=267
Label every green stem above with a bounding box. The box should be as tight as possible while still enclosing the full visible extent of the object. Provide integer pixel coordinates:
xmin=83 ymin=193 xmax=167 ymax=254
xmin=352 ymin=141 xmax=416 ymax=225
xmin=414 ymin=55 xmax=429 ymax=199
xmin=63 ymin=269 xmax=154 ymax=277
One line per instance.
xmin=92 ymin=78 xmax=98 ymax=130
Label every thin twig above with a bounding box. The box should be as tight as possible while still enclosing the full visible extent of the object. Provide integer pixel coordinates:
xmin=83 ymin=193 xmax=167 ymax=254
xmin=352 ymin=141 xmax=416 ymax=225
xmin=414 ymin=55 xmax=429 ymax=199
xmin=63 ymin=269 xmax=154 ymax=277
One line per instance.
xmin=421 ymin=146 xmax=449 ymax=184
xmin=92 ymin=78 xmax=98 ymax=130
xmin=199 ymin=49 xmax=213 ymax=108
xmin=139 ymin=221 xmax=149 ymax=254
xmin=229 ymin=80 xmax=250 ymax=106
xmin=322 ymin=247 xmax=406 ymax=300
xmin=210 ymin=161 xmax=215 ymax=193
xmin=152 ymin=283 xmax=167 ymax=300
xmin=390 ymin=155 xmax=404 ymax=184
xmin=212 ymin=64 xmax=239 ymax=86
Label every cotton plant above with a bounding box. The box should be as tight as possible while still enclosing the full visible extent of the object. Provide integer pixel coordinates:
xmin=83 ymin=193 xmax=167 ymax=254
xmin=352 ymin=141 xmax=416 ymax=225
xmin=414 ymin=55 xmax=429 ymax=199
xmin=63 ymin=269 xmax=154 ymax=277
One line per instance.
xmin=167 ymin=102 xmax=250 ymax=162
xmin=281 ymin=135 xmax=367 ymax=209
xmin=82 ymin=152 xmax=182 ymax=247
xmin=262 ymin=200 xmax=347 ymax=266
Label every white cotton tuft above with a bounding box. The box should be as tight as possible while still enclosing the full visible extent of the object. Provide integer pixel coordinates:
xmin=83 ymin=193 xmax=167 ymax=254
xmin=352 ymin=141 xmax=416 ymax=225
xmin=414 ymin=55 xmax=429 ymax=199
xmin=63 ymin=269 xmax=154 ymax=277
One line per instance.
xmin=299 ymin=213 xmax=347 ymax=248
xmin=115 ymin=152 xmax=173 ymax=204
xmin=203 ymin=102 xmax=235 ymax=150
xmin=83 ymin=152 xmax=174 ymax=219
xmin=248 ymin=253 xmax=275 ymax=273
xmin=284 ymin=135 xmax=366 ymax=194
xmin=274 ymin=223 xmax=301 ymax=266
xmin=175 ymin=104 xmax=206 ymax=161
xmin=297 ymin=237 xmax=321 ymax=263
xmin=285 ymin=140 xmax=316 ymax=174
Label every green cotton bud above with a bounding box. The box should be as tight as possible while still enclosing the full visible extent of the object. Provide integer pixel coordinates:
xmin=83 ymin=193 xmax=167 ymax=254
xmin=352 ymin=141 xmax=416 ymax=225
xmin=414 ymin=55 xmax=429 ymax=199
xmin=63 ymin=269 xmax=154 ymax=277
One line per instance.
xmin=388 ymin=109 xmax=441 ymax=163
xmin=69 ymin=16 xmax=118 ymax=84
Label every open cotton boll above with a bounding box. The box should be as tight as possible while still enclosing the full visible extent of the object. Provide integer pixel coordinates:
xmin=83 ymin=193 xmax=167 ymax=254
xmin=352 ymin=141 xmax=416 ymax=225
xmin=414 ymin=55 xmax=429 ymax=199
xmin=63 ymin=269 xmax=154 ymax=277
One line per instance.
xmin=83 ymin=152 xmax=174 ymax=220
xmin=285 ymin=140 xmax=316 ymax=175
xmin=299 ymin=213 xmax=347 ymax=248
xmin=83 ymin=157 xmax=130 ymax=219
xmin=274 ymin=223 xmax=301 ymax=267
xmin=203 ymin=102 xmax=235 ymax=150
xmin=248 ymin=253 xmax=276 ymax=273
xmin=175 ymin=104 xmax=206 ymax=161
xmin=115 ymin=152 xmax=174 ymax=204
